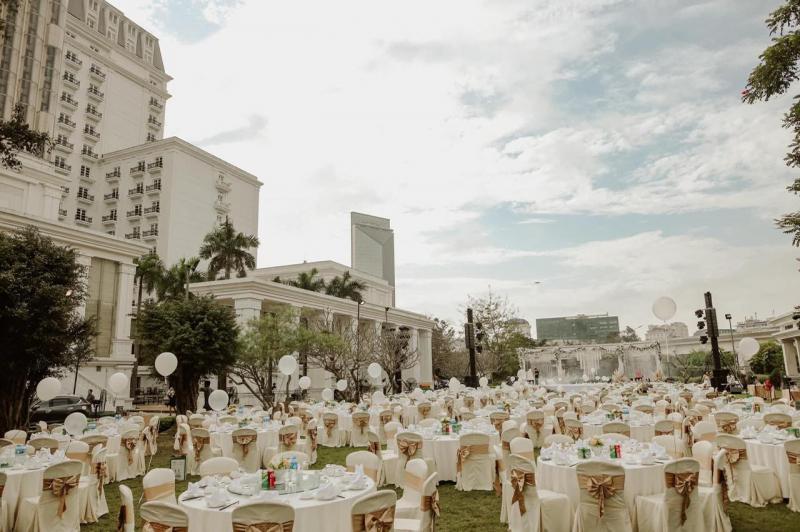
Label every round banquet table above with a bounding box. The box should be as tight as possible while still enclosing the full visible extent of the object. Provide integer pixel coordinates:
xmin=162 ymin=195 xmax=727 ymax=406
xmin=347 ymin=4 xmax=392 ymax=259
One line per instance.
xmin=745 ymin=439 xmax=792 ymax=497
xmin=3 ymin=465 xmax=46 ymax=530
xmin=416 ymin=431 xmax=499 ymax=482
xmin=581 ymin=423 xmax=655 ymax=443
xmin=211 ymin=427 xmax=278 ymax=458
xmin=537 ymin=457 xmax=665 ymax=526
xmin=179 ymin=477 xmax=376 ymax=532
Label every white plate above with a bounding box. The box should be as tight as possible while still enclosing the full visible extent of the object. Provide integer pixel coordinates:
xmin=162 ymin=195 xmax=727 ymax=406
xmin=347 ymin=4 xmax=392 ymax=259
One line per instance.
xmin=205 ymin=497 xmax=234 ymax=508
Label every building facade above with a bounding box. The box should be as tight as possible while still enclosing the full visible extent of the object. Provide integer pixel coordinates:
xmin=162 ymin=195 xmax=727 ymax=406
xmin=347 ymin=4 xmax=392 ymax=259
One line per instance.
xmin=351 ymin=212 xmax=395 ymax=305
xmin=509 ymin=318 xmax=532 ymax=338
xmin=645 ymin=322 xmax=689 ymax=343
xmin=536 ymin=314 xmax=620 ymax=343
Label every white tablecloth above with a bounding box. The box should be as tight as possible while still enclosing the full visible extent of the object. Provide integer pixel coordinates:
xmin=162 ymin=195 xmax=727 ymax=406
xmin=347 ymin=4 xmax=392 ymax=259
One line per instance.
xmin=537 ymin=458 xmax=665 ymax=527
xmin=3 ymin=466 xmax=45 ymax=530
xmin=412 ymin=432 xmax=499 ymax=482
xmin=179 ymin=477 xmax=375 ymax=532
xmin=746 ymin=439 xmax=791 ymax=497
xmin=582 ymin=423 xmax=655 ymax=443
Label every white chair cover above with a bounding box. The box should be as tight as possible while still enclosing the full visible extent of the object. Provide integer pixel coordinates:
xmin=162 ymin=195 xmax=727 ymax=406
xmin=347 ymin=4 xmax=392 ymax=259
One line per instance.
xmin=716 ymin=434 xmax=781 ymax=507
xmin=506 ymin=454 xmax=570 ymax=532
xmin=231 ymin=428 xmax=261 ymax=473
xmin=142 ymin=468 xmax=176 ymax=504
xmin=572 ymin=461 xmax=632 ymax=532
xmin=117 ymin=485 xmax=135 ymax=532
xmin=635 ymin=458 xmax=703 ymax=532
xmin=16 ymin=460 xmax=84 ymax=532
xmin=455 ymin=433 xmax=494 ymax=492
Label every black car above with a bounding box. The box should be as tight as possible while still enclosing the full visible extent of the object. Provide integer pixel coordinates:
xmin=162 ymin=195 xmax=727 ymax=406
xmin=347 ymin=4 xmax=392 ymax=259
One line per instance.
xmin=29 ymin=395 xmax=92 ymax=424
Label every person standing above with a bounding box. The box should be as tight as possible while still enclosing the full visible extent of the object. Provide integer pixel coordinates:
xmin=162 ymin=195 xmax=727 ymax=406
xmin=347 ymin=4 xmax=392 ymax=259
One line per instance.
xmin=86 ymin=389 xmax=97 ymax=415
xmin=201 ymin=380 xmax=212 ymax=411
xmin=166 ymin=386 xmax=176 ymax=415
xmin=533 ymin=367 xmax=540 ymax=385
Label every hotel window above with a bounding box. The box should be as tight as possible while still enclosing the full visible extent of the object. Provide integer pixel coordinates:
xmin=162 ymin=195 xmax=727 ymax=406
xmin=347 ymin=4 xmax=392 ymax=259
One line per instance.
xmin=75 ymin=208 xmax=87 ymax=220
xmin=50 ymin=0 xmax=61 ymax=25
xmin=87 ymin=17 xmax=95 ymax=29
xmin=40 ymin=46 xmax=57 ymax=111
xmin=90 ymin=0 xmax=98 ymax=11
xmin=80 ymin=165 xmax=90 ymax=177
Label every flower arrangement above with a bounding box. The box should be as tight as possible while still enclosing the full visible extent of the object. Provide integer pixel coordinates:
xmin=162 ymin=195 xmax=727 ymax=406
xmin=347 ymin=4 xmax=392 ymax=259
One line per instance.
xmin=588 ymin=436 xmax=603 ymax=447
xmin=502 ymin=401 xmax=512 ymax=413
xmin=612 ymin=369 xmax=625 ymax=384
xmin=269 ymin=456 xmax=293 ymax=470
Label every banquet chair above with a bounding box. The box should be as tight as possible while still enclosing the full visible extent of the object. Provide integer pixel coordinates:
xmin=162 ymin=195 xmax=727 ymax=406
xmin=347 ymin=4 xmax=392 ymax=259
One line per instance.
xmin=173 ymin=423 xmax=195 ymax=478
xmin=526 ymin=411 xmax=547 ymax=448
xmin=414 ymin=473 xmax=440 ymax=532
xmin=692 ymin=441 xmax=714 ymax=486
xmin=377 ymin=410 xmax=393 ymax=444
xmin=140 ymin=501 xmax=190 ymax=531
xmin=654 ymin=419 xmax=675 ymax=437
xmin=82 ymin=445 xmax=109 ymax=524
xmin=0 ymin=439 xmax=12 ymax=452
xmin=764 ymin=412 xmax=793 ymax=429
xmin=116 ymin=428 xmax=146 ymax=481
xmin=278 ymin=424 xmax=300 ymax=454
xmin=715 ymin=413 xmax=739 ymax=435
xmin=231 ymin=428 xmax=261 ymax=473
xmin=715 ymin=433 xmax=781 ymax=507
xmin=602 ymin=422 xmax=631 ymax=437
xmin=80 ymin=434 xmax=108 ymax=455
xmin=143 ymin=468 xmax=176 ymax=503
xmin=188 ymin=414 xmax=205 ymax=428
xmin=306 ymin=419 xmax=318 ymax=465
xmin=141 ymin=416 xmax=160 ymax=457
xmin=691 ymin=421 xmax=717 ymax=444
xmin=30 ymin=437 xmax=60 ymax=453
xmin=502 ymin=420 xmax=519 ymax=432
xmin=417 ymin=402 xmax=433 ymax=422
xmin=347 ymin=450 xmax=381 ymax=482
xmin=16 ymin=460 xmax=84 ymax=532
xmin=218 ymin=415 xmax=237 ymax=425
xmin=396 ymin=459 xmax=430 ymax=518
xmin=501 ymin=437 xmax=537 ymax=523
xmin=232 ymin=501 xmax=294 ymax=531
xmin=189 ymin=428 xmax=219 ymax=475
xmin=0 ymin=472 xmax=6 ymax=532
xmin=564 ymin=419 xmax=583 ymax=442
xmin=385 ymin=421 xmax=402 ymax=454
xmin=64 ymin=440 xmax=91 ymax=475
xmin=635 ymin=404 xmax=654 ymax=415
xmin=175 ymin=415 xmax=188 ymax=427
xmin=785 ymin=438 xmax=800 ymax=512
xmin=395 ymin=432 xmax=427 ymax=486
xmin=490 ymin=412 xmax=510 ymax=433
xmin=352 ymin=489 xmax=419 ymax=532
xmin=463 ymin=395 xmax=476 ymax=412
xmin=543 ymin=434 xmax=573 ymax=447
xmin=455 ymin=433 xmax=495 ymax=492
xmin=505 ymin=454 xmax=571 ymax=532
xmin=499 ymin=428 xmax=521 ymax=466
xmin=197 ymin=456 xmax=239 ymax=477
xmin=117 ymin=485 xmax=135 ymax=532
xmin=635 ymin=458 xmax=703 ymax=532
xmin=652 ymin=435 xmax=682 ymax=459
xmin=320 ymin=413 xmax=345 ymax=448
xmin=573 ymin=461 xmax=631 ymax=532
xmin=368 ymin=430 xmax=395 ymax=486
xmin=4 ymin=429 xmax=26 ymax=445
xmin=696 ymin=450 xmax=732 ymax=532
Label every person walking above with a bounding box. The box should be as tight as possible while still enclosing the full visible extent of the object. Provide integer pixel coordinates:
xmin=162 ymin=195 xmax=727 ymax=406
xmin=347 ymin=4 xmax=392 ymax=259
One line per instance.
xmin=86 ymin=389 xmax=97 ymax=416
xmin=201 ymin=380 xmax=212 ymax=411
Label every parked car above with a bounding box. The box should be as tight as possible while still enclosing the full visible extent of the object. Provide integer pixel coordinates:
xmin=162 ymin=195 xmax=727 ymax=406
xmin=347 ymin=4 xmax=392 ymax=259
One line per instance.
xmin=29 ymin=395 xmax=92 ymax=424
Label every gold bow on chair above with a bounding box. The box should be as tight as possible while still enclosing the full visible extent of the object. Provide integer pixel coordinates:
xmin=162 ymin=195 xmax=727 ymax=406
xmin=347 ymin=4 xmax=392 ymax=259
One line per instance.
xmin=122 ymin=438 xmax=137 ymax=465
xmin=232 ymin=522 xmax=293 ymax=532
xmin=577 ymin=474 xmax=624 ymax=518
xmin=368 ymin=441 xmax=381 ymax=456
xmin=307 ymin=428 xmax=318 ymax=452
xmin=43 ymin=474 xmax=80 ymax=517
xmin=666 ymin=471 xmax=699 ymax=525
xmin=480 ymin=397 xmax=489 ymax=408
xmin=94 ymin=462 xmax=108 ymax=495
xmin=354 ymin=417 xmax=370 ymax=434
xmin=280 ymin=432 xmax=297 ymax=449
xmin=655 ymin=429 xmax=672 ymax=436
xmin=324 ymin=418 xmax=337 ymax=438
xmin=770 ymin=420 xmax=791 ymax=429
xmin=380 ymin=413 xmax=392 ymax=426
xmin=421 ymin=489 xmax=441 ymax=520
xmin=353 ymin=506 xmax=396 ymax=532
xmin=142 ymin=521 xmax=188 ymax=532
xmin=718 ymin=420 xmax=737 ymax=434
xmin=174 ymin=432 xmax=187 ymax=454
xmin=565 ymin=425 xmax=582 ymax=441
xmin=193 ymin=436 xmax=210 ymax=463
xmin=419 ymin=405 xmax=431 ymax=419
xmin=787 ymin=450 xmax=800 ymax=464
xmin=398 ymin=439 xmax=420 ymax=460
xmin=464 ymin=397 xmax=474 ymax=408
xmin=510 ymin=469 xmax=535 ymax=515
xmin=455 ymin=443 xmax=488 ymax=473
xmin=528 ymin=418 xmax=544 ymax=439
xmin=234 ymin=435 xmax=257 ymax=457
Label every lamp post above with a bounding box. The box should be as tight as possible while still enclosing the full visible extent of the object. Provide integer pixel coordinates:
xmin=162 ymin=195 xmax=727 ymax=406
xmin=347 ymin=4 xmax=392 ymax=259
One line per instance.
xmin=356 ymin=299 xmax=365 ymax=396
xmin=725 ymin=313 xmax=740 ymax=378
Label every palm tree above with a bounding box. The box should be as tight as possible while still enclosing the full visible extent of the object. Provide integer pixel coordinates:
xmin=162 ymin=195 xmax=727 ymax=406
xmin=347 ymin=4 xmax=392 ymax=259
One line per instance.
xmin=325 ymin=271 xmax=366 ymax=302
xmin=131 ymin=252 xmax=164 ymax=397
xmin=286 ymin=267 xmax=326 ymax=292
xmin=199 ymin=218 xmax=259 ymax=280
xmin=157 ymin=257 xmax=205 ymax=300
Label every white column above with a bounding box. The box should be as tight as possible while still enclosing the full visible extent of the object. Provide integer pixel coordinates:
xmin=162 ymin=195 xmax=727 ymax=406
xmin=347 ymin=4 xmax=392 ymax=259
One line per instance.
xmin=233 ymin=297 xmax=262 ymax=327
xmin=75 ymin=254 xmax=92 ymax=319
xmin=418 ymin=329 xmax=433 ymax=387
xmin=401 ymin=328 xmax=421 ymax=384
xmin=111 ymin=262 xmax=136 ymax=359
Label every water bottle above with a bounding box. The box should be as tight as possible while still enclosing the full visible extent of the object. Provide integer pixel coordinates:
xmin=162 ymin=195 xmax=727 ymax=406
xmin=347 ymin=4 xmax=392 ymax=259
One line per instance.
xmin=14 ymin=445 xmax=25 ymax=466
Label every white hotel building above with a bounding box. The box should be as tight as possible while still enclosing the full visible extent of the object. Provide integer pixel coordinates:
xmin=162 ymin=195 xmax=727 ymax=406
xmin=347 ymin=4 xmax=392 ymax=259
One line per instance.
xmin=1 ymin=0 xmax=433 ymax=405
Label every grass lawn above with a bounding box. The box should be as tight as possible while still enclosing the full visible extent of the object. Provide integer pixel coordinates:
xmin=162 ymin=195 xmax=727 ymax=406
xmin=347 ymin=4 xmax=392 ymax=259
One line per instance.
xmin=84 ymin=426 xmax=800 ymax=532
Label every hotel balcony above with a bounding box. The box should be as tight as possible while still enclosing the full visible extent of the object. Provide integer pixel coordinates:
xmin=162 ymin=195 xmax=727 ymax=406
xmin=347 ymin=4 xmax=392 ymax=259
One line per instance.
xmin=143 ymin=205 xmax=160 ymax=217
xmin=89 ymin=65 xmax=106 ymax=81
xmin=85 ymin=106 xmax=103 ymax=121
xmin=62 ymin=74 xmax=80 ymax=89
xmin=102 ymin=213 xmax=117 ymax=224
xmin=64 ymin=53 xmax=82 ymax=69
xmin=126 ymin=209 xmax=141 ymax=220
xmin=125 ymin=232 xmax=141 ymax=240
xmin=83 ymin=127 xmax=100 ymax=141
xmin=142 ymin=229 xmax=159 ymax=240
xmin=54 ymin=138 xmax=74 ymax=153
xmin=104 ymin=191 xmax=119 ymax=202
xmin=145 ymin=181 xmax=161 ymax=194
xmin=76 ymin=191 xmax=94 ymax=204
xmin=81 ymin=148 xmax=99 ymax=161
xmin=130 ymin=164 xmax=145 ymax=177
xmin=214 ymin=199 xmax=231 ymax=212
xmin=105 ymin=169 xmax=120 ymax=182
xmin=78 ymin=172 xmax=95 ymax=184
xmin=54 ymin=161 xmax=71 ymax=175
xmin=128 ymin=187 xmax=144 ymax=198
xmin=147 ymin=159 xmax=163 ymax=173
xmin=215 ymin=178 xmax=231 ymax=193
xmin=147 ymin=117 xmax=162 ymax=129
xmin=57 ymin=116 xmax=76 ymax=130
xmin=61 ymin=186 xmax=70 ymax=196
xmin=74 ymin=214 xmax=92 ymax=226
xmin=60 ymin=94 xmax=78 ymax=110
xmin=149 ymin=98 xmax=164 ymax=112
xmin=58 ymin=208 xmax=67 ymax=218
xmin=87 ymin=87 xmax=104 ymax=102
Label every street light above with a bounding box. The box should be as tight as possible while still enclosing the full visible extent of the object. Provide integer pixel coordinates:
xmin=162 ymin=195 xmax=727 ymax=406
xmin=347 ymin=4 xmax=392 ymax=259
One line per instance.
xmin=356 ymin=299 xmax=365 ymax=397
xmin=725 ymin=313 xmax=739 ymax=375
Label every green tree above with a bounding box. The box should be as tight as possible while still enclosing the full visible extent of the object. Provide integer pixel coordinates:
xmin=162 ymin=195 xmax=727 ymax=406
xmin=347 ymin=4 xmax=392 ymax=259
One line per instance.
xmin=138 ymin=296 xmax=239 ymax=414
xmin=285 ymin=268 xmax=326 ymax=292
xmin=0 ymin=227 xmax=96 ymax=431
xmin=743 ymin=1 xmax=800 ymax=246
xmin=431 ymin=318 xmax=467 ymax=379
xmin=620 ymin=326 xmax=641 ymax=343
xmin=324 ymin=271 xmax=366 ymax=302
xmin=749 ymin=341 xmax=784 ymax=375
xmin=199 ymin=218 xmax=259 ymax=280
xmin=466 ymin=290 xmax=521 ymax=379
xmin=157 ymin=257 xmax=204 ymax=300
xmin=375 ymin=326 xmax=419 ymax=394
xmin=130 ymin=252 xmax=164 ymax=397
xmin=0 ymin=103 xmax=51 ymax=171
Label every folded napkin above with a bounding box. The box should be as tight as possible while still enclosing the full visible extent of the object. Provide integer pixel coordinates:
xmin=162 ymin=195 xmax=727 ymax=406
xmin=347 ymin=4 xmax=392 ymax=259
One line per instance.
xmin=205 ymin=487 xmax=228 ymax=507
xmin=316 ymin=481 xmax=340 ymax=500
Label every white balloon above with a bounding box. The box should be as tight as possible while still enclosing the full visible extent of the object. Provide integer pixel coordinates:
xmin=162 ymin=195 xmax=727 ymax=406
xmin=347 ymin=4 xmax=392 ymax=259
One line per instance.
xmin=108 ymin=372 xmax=128 ymax=394
xmin=298 ymin=376 xmax=311 ymax=390
xmin=208 ymin=389 xmax=229 ymax=411
xmin=321 ymin=388 xmax=334 ymax=401
xmin=64 ymin=412 xmax=87 ymax=436
xmin=368 ymin=363 xmax=382 ymax=379
xmin=479 ymin=376 xmax=488 ymax=388
xmin=36 ymin=377 xmax=61 ymax=402
xmin=278 ymin=354 xmax=298 ymax=376
xmin=652 ymin=297 xmax=677 ymax=321
xmin=154 ymin=352 xmax=178 ymax=377
xmin=510 ymin=376 xmax=516 ymax=383
xmin=448 ymin=377 xmax=460 ymax=393
xmin=336 ymin=379 xmax=347 ymax=391
xmin=739 ymin=337 xmax=760 ymax=358
xmin=372 ymin=390 xmax=385 ymax=404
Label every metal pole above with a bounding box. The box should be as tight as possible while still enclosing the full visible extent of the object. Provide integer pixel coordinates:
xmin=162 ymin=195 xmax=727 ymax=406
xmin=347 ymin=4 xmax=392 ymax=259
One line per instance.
xmin=705 ymin=292 xmax=727 ymax=391
xmin=465 ymin=308 xmax=477 ymax=387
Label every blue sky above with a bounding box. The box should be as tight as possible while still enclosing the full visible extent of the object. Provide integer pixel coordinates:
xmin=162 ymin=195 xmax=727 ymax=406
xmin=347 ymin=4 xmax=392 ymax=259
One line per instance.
xmin=125 ymin=0 xmax=800 ymax=333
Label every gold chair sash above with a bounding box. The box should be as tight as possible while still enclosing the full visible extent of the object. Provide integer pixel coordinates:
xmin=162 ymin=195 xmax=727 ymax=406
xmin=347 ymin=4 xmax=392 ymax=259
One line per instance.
xmin=354 ymin=417 xmax=370 ymax=434
xmin=419 ymin=405 xmax=431 ymax=419
xmin=324 ymin=418 xmax=337 ymax=438
xmin=232 ymin=522 xmax=293 ymax=532
xmin=787 ymin=450 xmax=800 ymax=464
xmin=655 ymin=429 xmax=672 ymax=436
xmin=379 ymin=413 xmax=392 ymax=426
xmin=368 ymin=441 xmax=381 ymax=456
xmin=175 ymin=432 xmax=188 ymax=454
xmin=122 ymin=437 xmax=137 ymax=465
xmin=565 ymin=425 xmax=582 ymax=441
xmin=352 ymin=505 xmax=395 ymax=532
xmin=721 ymin=447 xmax=746 ymax=464
xmin=398 ymin=438 xmax=420 ymax=460
xmin=510 ymin=469 xmax=535 ymax=515
xmin=480 ymin=397 xmax=490 ymax=408
xmin=502 ymin=441 xmax=511 ymax=452
xmin=768 ymin=420 xmax=791 ymax=429
xmin=665 ymin=471 xmax=699 ymax=525
xmin=404 ymin=471 xmax=424 ymax=491
xmin=193 ymin=436 xmax=210 ymax=463
xmin=95 ymin=462 xmax=108 ymax=494
xmin=280 ymin=432 xmax=297 ymax=449
xmin=116 ymin=502 xmax=126 ymax=532
xmin=577 ymin=474 xmax=625 ymax=518
xmin=717 ymin=468 xmax=729 ymax=511
xmin=456 ymin=443 xmax=489 ymax=473
xmin=348 ymin=465 xmax=379 ymax=481
xmin=527 ymin=418 xmax=544 ymax=439
xmin=66 ymin=451 xmax=89 ymax=464
xmin=718 ymin=420 xmax=737 ymax=434
xmin=143 ymin=481 xmax=175 ymax=502
xmin=234 ymin=434 xmax=257 ymax=457
xmin=142 ymin=521 xmax=188 ymax=532
xmin=420 ymin=490 xmax=441 ymax=519
xmin=43 ymin=474 xmax=80 ymax=517
xmin=307 ymin=428 xmax=318 ymax=452
xmin=464 ymin=397 xmax=474 ymax=408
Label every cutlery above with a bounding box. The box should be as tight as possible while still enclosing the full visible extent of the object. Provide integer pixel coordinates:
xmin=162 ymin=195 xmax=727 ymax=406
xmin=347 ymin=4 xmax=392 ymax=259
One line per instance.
xmin=181 ymin=495 xmax=204 ymax=501
xmin=218 ymin=500 xmax=239 ymax=511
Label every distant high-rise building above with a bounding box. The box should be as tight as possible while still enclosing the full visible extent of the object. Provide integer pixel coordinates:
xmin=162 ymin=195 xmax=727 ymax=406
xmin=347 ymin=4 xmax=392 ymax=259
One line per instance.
xmin=351 ymin=212 xmax=395 ymax=304
xmin=645 ymin=322 xmax=689 ymax=342
xmin=509 ymin=318 xmax=532 ymax=338
xmin=535 ymin=314 xmax=620 ymax=343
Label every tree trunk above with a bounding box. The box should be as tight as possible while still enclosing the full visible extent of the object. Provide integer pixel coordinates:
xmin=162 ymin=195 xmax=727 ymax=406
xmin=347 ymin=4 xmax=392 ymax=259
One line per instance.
xmin=267 ymin=358 xmax=274 ymax=406
xmin=174 ymin=372 xmax=199 ymax=415
xmin=129 ymin=281 xmax=144 ymax=400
